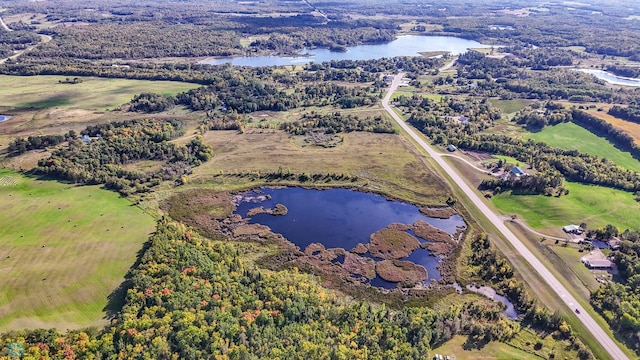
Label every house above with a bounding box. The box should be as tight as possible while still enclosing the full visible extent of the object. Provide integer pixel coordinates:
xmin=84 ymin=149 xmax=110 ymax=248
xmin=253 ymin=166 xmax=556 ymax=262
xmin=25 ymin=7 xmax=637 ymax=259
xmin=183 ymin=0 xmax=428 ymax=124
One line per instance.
xmin=563 ymin=224 xmax=583 ymax=234
xmin=448 ymin=115 xmax=469 ymax=124
xmin=510 ymin=166 xmax=526 ymax=177
xmin=81 ymin=135 xmax=91 ymax=143
xmin=582 ymin=258 xmax=612 ymax=269
xmin=608 ymin=237 xmax=621 ymax=250
xmin=447 ymin=144 xmax=457 ymax=152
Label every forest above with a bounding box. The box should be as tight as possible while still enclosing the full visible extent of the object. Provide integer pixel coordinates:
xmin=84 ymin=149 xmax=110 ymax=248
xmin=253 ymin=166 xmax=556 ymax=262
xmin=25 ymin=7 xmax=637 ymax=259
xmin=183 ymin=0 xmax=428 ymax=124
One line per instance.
xmin=0 ymin=219 xmax=529 ymax=359
xmin=33 ymin=119 xmax=213 ymax=195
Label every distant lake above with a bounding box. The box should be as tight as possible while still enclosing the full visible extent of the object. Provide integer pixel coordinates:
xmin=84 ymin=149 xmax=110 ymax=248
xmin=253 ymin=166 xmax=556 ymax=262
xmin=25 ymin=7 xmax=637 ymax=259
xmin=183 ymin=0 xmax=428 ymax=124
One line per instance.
xmin=577 ymin=69 xmax=640 ymax=87
xmin=201 ymin=35 xmax=495 ymax=67
xmin=234 ymin=187 xmax=466 ymax=288
xmin=0 ymin=115 xmax=10 ymax=122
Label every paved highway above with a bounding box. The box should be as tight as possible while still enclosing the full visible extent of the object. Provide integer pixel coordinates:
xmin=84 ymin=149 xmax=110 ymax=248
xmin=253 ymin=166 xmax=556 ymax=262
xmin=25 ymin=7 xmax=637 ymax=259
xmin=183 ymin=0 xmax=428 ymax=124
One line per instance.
xmin=383 ymin=73 xmax=628 ymax=360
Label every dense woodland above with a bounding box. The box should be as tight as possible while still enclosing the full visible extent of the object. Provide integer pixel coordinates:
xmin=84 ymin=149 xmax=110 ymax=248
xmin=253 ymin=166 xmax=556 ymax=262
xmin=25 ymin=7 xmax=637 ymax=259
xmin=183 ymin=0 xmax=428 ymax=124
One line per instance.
xmin=0 ymin=219 xmax=535 ymax=359
xmin=34 ymin=119 xmax=213 ymax=194
xmin=279 ymin=112 xmax=396 ymax=135
xmin=452 ymin=51 xmax=629 ymax=103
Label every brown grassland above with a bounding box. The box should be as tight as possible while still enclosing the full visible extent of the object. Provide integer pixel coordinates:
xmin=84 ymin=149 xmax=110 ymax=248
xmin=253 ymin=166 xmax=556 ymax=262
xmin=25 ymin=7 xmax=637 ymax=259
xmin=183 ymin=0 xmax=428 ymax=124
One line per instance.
xmin=191 ymin=127 xmax=451 ymax=205
xmin=582 ymin=106 xmax=640 ymax=145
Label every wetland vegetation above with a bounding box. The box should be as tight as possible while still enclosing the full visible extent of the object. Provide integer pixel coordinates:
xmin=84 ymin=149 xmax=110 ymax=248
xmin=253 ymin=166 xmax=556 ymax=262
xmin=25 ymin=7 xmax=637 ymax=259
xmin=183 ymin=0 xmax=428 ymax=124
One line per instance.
xmin=2 ymin=0 xmax=640 ymax=358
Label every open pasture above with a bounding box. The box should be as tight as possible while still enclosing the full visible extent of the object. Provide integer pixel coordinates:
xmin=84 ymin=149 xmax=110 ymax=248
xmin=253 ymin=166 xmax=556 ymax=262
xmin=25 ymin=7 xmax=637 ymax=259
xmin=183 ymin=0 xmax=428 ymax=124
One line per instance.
xmin=0 ymin=169 xmax=155 ymax=331
xmin=525 ymin=122 xmax=640 ymax=173
xmin=492 ymin=181 xmax=640 ymax=231
xmin=0 ymin=75 xmax=199 ymax=111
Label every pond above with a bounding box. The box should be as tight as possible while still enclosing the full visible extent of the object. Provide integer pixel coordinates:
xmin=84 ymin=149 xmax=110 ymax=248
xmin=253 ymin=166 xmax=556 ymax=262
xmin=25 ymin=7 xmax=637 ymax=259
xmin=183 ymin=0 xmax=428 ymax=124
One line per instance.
xmin=234 ymin=187 xmax=466 ymax=289
xmin=577 ymin=69 xmax=640 ymax=87
xmin=0 ymin=115 xmax=10 ymax=122
xmin=201 ymin=35 xmax=495 ymax=67
xmin=467 ymin=285 xmax=519 ymax=319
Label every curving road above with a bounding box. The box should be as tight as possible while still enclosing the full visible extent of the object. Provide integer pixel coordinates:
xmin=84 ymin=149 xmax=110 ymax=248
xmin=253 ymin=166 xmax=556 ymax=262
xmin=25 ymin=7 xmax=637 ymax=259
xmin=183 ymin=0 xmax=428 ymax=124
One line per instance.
xmin=383 ymin=73 xmax=628 ymax=360
xmin=0 ymin=14 xmax=12 ymax=32
xmin=438 ymin=56 xmax=457 ymax=72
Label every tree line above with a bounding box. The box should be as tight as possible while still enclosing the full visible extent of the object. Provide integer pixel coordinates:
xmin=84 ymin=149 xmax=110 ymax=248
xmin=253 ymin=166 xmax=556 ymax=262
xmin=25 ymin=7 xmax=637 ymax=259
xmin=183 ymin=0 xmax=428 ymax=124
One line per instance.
xmin=404 ymin=100 xmax=640 ymax=192
xmin=279 ymin=111 xmax=396 ymax=135
xmin=129 ymin=80 xmax=381 ymax=115
xmin=34 ymin=119 xmax=213 ymax=195
xmin=7 ymin=132 xmax=74 ymax=156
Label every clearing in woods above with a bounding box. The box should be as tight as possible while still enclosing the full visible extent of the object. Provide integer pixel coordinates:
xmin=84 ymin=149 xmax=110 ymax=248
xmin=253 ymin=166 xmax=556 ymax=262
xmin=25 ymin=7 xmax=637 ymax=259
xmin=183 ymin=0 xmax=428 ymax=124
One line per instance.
xmin=525 ymin=122 xmax=640 ymax=173
xmin=0 ymin=169 xmax=155 ymax=331
xmin=0 ymin=75 xmax=199 ymax=111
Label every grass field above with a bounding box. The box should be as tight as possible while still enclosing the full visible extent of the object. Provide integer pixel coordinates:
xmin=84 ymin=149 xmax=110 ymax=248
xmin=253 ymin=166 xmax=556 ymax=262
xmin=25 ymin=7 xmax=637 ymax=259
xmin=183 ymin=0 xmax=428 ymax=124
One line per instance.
xmin=0 ymin=75 xmax=199 ymax=111
xmin=551 ymin=245 xmax=601 ymax=292
xmin=489 ymin=99 xmax=534 ymax=114
xmin=492 ymin=181 xmax=640 ymax=230
xmin=390 ymin=91 xmax=444 ymax=101
xmin=191 ymin=130 xmax=451 ymax=205
xmin=432 ymin=335 xmax=536 ymax=360
xmin=0 ymin=169 xmax=155 ymax=331
xmin=447 ymin=326 xmax=590 ymax=359
xmin=525 ymin=122 xmax=640 ymax=172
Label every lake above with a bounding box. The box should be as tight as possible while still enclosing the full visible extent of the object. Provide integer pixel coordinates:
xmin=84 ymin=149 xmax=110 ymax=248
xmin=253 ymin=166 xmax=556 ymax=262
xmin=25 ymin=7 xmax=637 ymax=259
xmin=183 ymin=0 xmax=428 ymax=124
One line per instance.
xmin=234 ymin=187 xmax=466 ymax=288
xmin=201 ymin=35 xmax=495 ymax=67
xmin=577 ymin=69 xmax=640 ymax=87
xmin=0 ymin=115 xmax=10 ymax=122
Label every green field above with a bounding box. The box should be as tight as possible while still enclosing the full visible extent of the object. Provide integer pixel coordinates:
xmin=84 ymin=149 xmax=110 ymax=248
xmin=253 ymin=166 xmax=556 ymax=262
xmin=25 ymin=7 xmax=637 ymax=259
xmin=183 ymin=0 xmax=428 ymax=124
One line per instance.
xmin=431 ymin=334 xmax=543 ymax=360
xmin=0 ymin=169 xmax=155 ymax=330
xmin=390 ymin=91 xmax=443 ymax=101
xmin=525 ymin=122 xmax=640 ymax=172
xmin=0 ymin=75 xmax=199 ymax=111
xmin=489 ymin=99 xmax=534 ymax=114
xmin=492 ymin=181 xmax=640 ymax=230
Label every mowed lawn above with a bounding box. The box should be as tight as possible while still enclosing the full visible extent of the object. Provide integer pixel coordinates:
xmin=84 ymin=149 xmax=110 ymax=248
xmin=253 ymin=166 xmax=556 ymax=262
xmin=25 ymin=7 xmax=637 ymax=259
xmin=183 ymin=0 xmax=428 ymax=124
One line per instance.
xmin=0 ymin=75 xmax=199 ymax=111
xmin=0 ymin=169 xmax=155 ymax=330
xmin=489 ymin=99 xmax=534 ymax=114
xmin=431 ymin=335 xmax=540 ymax=360
xmin=492 ymin=181 xmax=640 ymax=231
xmin=525 ymin=122 xmax=640 ymax=172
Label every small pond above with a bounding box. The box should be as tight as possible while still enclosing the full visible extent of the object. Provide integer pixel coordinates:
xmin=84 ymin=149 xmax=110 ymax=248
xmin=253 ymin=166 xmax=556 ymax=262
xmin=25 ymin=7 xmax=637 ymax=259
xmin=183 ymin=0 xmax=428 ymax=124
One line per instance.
xmin=201 ymin=35 xmax=495 ymax=67
xmin=467 ymin=285 xmax=519 ymax=319
xmin=0 ymin=115 xmax=10 ymax=122
xmin=234 ymin=187 xmax=466 ymax=289
xmin=577 ymin=69 xmax=640 ymax=87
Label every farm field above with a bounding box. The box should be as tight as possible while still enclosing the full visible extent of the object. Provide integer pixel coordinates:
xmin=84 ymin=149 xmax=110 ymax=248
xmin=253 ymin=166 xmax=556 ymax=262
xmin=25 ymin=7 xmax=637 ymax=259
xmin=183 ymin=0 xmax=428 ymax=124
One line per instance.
xmin=489 ymin=99 xmax=534 ymax=114
xmin=492 ymin=181 xmax=640 ymax=231
xmin=0 ymin=75 xmax=199 ymax=111
xmin=525 ymin=122 xmax=640 ymax=173
xmin=0 ymin=169 xmax=155 ymax=331
xmin=582 ymin=107 xmax=640 ymax=145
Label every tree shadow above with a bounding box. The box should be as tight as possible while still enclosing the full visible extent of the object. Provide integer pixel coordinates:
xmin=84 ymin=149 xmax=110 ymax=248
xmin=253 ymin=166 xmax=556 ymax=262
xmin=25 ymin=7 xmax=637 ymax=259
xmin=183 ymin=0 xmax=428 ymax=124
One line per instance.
xmin=103 ymin=233 xmax=155 ymax=320
xmin=462 ymin=335 xmax=490 ymax=351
